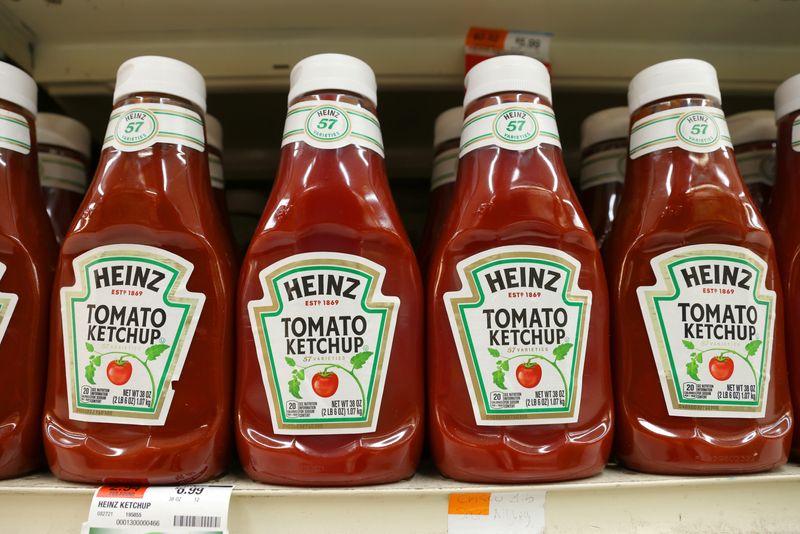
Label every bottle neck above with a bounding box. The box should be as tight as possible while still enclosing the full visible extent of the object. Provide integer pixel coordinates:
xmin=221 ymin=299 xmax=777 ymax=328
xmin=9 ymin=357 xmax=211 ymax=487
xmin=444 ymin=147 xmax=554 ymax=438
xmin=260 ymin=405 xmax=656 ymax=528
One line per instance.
xmin=276 ymin=90 xmax=387 ymax=191
xmin=625 ymin=94 xmax=746 ymax=204
xmin=458 ymin=91 xmax=570 ymax=195
xmin=0 ymin=100 xmax=42 ymax=203
xmin=96 ymin=93 xmax=208 ymax=192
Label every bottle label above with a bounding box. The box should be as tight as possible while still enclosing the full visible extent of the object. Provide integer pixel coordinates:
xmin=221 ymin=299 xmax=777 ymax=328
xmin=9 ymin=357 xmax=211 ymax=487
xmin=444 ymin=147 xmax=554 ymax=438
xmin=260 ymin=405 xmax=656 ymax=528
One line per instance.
xmin=444 ymin=246 xmax=592 ymax=426
xmin=792 ymin=116 xmax=800 ymax=152
xmin=39 ymin=152 xmax=88 ymax=193
xmin=248 ymin=253 xmax=399 ymax=435
xmin=431 ymin=147 xmax=459 ymax=190
xmin=629 ymin=105 xmax=732 ymax=159
xmin=281 ymin=101 xmax=385 ymax=158
xmin=60 ymin=245 xmax=206 ymax=425
xmin=579 ymin=147 xmax=626 ymax=190
xmin=0 ymin=263 xmax=18 ymax=345
xmin=0 ymin=108 xmax=31 ymax=155
xmin=459 ymin=102 xmax=561 ymax=158
xmin=209 ymin=152 xmax=224 ymax=190
xmin=102 ymin=103 xmax=206 ymax=153
xmin=736 ymin=148 xmax=775 ymax=186
xmin=637 ymin=244 xmax=775 ymax=418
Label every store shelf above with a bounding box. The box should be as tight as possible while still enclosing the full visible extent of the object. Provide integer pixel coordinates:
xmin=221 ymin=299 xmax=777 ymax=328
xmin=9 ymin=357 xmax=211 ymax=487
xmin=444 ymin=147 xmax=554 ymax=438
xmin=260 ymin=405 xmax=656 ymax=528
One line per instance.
xmin=3 ymin=0 xmax=800 ymax=94
xmin=2 ymin=464 xmax=800 ymax=533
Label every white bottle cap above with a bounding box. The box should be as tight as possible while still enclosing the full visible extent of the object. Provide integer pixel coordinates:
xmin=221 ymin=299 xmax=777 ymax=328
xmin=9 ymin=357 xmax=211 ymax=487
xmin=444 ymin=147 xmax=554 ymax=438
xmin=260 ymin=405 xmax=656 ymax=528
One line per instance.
xmin=0 ymin=61 xmax=37 ymax=115
xmin=775 ymin=73 xmax=800 ymax=121
xmin=113 ymin=56 xmax=206 ymax=112
xmin=206 ymin=113 xmax=223 ymax=153
xmin=727 ymin=110 xmax=776 ymax=145
xmin=288 ymin=53 xmax=378 ymax=106
xmin=628 ymin=59 xmax=721 ymax=114
xmin=464 ymin=55 xmax=552 ymax=108
xmin=433 ymin=106 xmax=463 ymax=147
xmin=580 ymin=107 xmax=629 ymax=151
xmin=36 ymin=113 xmax=91 ymax=158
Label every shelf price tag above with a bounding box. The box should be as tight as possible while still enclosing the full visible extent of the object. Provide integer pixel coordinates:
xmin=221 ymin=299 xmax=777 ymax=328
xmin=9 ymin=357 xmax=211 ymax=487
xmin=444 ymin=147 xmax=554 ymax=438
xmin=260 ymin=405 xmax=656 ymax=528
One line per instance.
xmin=447 ymin=491 xmax=546 ymax=534
xmin=81 ymin=484 xmax=234 ymax=533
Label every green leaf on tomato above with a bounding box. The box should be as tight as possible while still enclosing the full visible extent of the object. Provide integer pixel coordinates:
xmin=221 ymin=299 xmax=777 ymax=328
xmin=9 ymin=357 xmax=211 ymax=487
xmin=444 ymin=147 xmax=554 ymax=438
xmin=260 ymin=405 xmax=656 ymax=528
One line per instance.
xmin=682 ymin=340 xmax=695 ymax=350
xmin=492 ymin=369 xmax=507 ymax=390
xmin=85 ymin=342 xmax=95 ymax=353
xmin=553 ymin=342 xmax=573 ymax=360
xmin=90 ymin=355 xmax=102 ymax=367
xmin=285 ymin=357 xmax=296 ymax=367
xmin=350 ymin=351 xmax=373 ymax=370
xmin=745 ymin=339 xmax=762 ymax=357
xmin=145 ymin=343 xmax=170 ymax=361
xmin=488 ymin=347 xmax=500 ymax=358
xmin=288 ymin=377 xmax=302 ymax=399
xmin=686 ymin=360 xmax=700 ymax=381
xmin=85 ymin=362 xmax=96 ymax=385
xmin=500 ymin=360 xmax=509 ymax=371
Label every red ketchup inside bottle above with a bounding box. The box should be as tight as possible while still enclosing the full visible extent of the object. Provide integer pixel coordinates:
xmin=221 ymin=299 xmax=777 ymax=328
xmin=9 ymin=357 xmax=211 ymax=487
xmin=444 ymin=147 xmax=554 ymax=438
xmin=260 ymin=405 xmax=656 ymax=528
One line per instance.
xmin=428 ymin=55 xmax=613 ymax=483
xmin=606 ymin=59 xmax=792 ymax=474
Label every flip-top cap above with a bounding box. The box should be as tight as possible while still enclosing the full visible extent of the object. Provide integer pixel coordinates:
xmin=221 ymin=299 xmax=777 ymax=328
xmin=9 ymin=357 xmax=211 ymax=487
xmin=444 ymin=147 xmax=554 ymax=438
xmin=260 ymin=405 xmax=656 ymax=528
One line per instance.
xmin=464 ymin=55 xmax=552 ymax=108
xmin=36 ymin=113 xmax=91 ymax=158
xmin=580 ymin=107 xmax=629 ymax=151
xmin=628 ymin=59 xmax=721 ymax=114
xmin=113 ymin=56 xmax=207 ymax=112
xmin=288 ymin=53 xmax=378 ymax=106
xmin=434 ymin=106 xmax=464 ymax=147
xmin=775 ymin=73 xmax=800 ymax=121
xmin=0 ymin=61 xmax=37 ymax=115
xmin=727 ymin=110 xmax=776 ymax=145
xmin=206 ymin=113 xmax=223 ymax=152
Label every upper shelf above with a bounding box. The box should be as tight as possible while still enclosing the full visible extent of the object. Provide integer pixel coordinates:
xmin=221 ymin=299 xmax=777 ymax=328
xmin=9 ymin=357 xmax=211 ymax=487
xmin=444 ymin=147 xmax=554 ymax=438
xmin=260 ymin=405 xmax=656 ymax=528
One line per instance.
xmin=2 ymin=0 xmax=800 ymax=96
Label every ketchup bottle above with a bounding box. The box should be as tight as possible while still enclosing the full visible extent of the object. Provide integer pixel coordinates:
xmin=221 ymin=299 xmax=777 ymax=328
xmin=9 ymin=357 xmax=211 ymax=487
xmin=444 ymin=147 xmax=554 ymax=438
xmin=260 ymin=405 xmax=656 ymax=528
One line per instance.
xmin=418 ymin=106 xmax=462 ymax=273
xmin=236 ymin=54 xmax=424 ymax=486
xmin=578 ymin=107 xmax=628 ymax=249
xmin=0 ymin=62 xmax=58 ymax=479
xmin=728 ymin=110 xmax=776 ymax=214
xmin=769 ymin=74 xmax=800 ymax=457
xmin=43 ymin=56 xmax=235 ymax=484
xmin=36 ymin=113 xmax=91 ymax=245
xmin=605 ymin=59 xmax=792 ymax=474
xmin=428 ymin=56 xmax=613 ymax=483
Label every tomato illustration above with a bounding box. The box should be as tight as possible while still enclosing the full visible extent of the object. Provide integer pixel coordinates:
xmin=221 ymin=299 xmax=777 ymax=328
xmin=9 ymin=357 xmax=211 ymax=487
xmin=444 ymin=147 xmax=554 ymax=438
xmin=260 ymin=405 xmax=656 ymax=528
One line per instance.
xmin=106 ymin=360 xmax=133 ymax=386
xmin=709 ymin=355 xmax=734 ymax=381
xmin=312 ymin=371 xmax=339 ymax=397
xmin=516 ymin=363 xmax=542 ymax=389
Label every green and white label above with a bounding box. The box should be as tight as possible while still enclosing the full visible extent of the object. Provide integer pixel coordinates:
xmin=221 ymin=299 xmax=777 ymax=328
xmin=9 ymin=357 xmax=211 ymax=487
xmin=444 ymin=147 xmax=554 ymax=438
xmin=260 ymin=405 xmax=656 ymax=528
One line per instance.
xmin=629 ymin=105 xmax=732 ymax=159
xmin=459 ymin=103 xmax=561 ymax=158
xmin=39 ymin=152 xmax=88 ymax=193
xmin=281 ymin=101 xmax=384 ymax=157
xmin=444 ymin=246 xmax=591 ymax=426
xmin=209 ymin=152 xmax=224 ymax=190
xmin=431 ymin=147 xmax=459 ymax=190
xmin=102 ymin=103 xmax=206 ymax=153
xmin=579 ymin=147 xmax=626 ymax=190
xmin=792 ymin=116 xmax=800 ymax=152
xmin=736 ymin=148 xmax=776 ymax=186
xmin=61 ymin=245 xmax=205 ymax=425
xmin=637 ymin=244 xmax=775 ymax=418
xmin=0 ymin=263 xmax=18 ymax=346
xmin=0 ymin=108 xmax=31 ymax=155
xmin=248 ymin=252 xmax=399 ymax=435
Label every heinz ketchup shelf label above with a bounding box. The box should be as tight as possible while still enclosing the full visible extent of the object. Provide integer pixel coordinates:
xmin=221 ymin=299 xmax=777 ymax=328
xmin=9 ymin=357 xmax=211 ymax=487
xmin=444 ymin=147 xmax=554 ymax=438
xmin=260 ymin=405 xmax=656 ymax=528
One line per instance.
xmin=247 ymin=253 xmax=399 ymax=434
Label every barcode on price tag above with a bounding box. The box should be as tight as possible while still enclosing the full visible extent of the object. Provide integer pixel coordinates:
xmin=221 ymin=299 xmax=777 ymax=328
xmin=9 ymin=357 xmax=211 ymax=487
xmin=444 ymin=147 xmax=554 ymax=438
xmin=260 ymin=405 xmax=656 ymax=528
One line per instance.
xmin=81 ymin=484 xmax=233 ymax=534
xmin=447 ymin=491 xmax=546 ymax=533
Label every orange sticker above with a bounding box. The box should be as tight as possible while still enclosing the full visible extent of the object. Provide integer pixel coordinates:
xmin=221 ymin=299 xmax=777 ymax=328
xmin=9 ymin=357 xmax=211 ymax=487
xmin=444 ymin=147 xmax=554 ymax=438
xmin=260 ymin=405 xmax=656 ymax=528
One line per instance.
xmin=465 ymin=27 xmax=508 ymax=50
xmin=96 ymin=486 xmax=147 ymax=499
xmin=448 ymin=493 xmax=491 ymax=516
